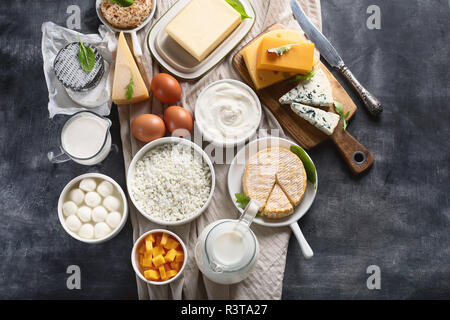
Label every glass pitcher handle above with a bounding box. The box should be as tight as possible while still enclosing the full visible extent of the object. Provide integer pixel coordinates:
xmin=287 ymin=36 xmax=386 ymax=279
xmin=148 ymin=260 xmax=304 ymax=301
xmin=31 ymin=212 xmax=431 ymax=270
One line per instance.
xmin=47 ymin=147 xmax=71 ymax=163
xmin=238 ymin=199 xmax=261 ymax=227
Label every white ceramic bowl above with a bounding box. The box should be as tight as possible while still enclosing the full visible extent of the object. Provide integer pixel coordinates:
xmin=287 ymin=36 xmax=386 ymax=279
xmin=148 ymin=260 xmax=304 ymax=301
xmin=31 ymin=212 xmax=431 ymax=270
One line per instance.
xmin=194 ymin=79 xmax=262 ymax=148
xmin=127 ymin=137 xmax=215 ymax=226
xmin=58 ymin=173 xmax=128 ymax=244
xmin=131 ymin=229 xmax=187 ymax=285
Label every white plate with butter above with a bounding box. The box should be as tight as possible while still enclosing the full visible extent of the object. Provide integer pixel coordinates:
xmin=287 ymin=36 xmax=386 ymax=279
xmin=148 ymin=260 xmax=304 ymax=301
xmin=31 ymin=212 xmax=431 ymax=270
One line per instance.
xmin=147 ymin=0 xmax=256 ymax=80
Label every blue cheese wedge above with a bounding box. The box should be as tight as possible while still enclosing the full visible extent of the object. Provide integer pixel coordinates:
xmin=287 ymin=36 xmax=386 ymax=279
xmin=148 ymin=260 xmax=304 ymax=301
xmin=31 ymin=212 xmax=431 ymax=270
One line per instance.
xmin=279 ymin=68 xmax=334 ymax=108
xmin=290 ymin=103 xmax=340 ymax=135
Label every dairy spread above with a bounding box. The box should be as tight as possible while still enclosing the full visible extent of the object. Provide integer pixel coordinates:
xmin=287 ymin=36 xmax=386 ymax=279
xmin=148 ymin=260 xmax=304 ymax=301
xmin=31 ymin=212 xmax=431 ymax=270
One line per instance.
xmin=195 ymin=80 xmax=261 ymax=145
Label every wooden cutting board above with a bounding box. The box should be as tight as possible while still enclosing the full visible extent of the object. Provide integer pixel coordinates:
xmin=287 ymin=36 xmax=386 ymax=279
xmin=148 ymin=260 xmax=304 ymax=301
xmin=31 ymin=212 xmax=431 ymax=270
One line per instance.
xmin=232 ymin=24 xmax=357 ymax=150
xmin=233 ymin=24 xmax=374 ymax=175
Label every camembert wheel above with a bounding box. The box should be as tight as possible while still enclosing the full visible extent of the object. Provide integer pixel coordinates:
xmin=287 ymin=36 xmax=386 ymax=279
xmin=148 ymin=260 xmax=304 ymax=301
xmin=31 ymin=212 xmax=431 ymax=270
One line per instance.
xmin=243 ymin=147 xmax=307 ymax=219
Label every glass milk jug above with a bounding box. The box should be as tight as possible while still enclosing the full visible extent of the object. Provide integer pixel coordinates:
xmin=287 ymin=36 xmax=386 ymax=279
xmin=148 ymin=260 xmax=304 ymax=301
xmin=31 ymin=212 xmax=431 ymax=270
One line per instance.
xmin=195 ymin=200 xmax=260 ymax=285
xmin=47 ymin=111 xmax=112 ymax=166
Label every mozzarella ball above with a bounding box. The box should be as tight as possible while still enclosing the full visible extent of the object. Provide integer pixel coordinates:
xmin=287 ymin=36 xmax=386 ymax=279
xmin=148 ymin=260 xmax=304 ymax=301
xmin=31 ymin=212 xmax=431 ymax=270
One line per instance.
xmin=66 ymin=215 xmax=82 ymax=232
xmin=92 ymin=206 xmax=108 ymax=222
xmin=78 ymin=224 xmax=94 ymax=239
xmin=76 ymin=206 xmax=92 ymax=223
xmin=94 ymin=222 xmax=111 ymax=239
xmin=62 ymin=201 xmax=78 ymax=217
xmin=106 ymin=211 xmax=122 ymax=229
xmin=69 ymin=188 xmax=84 ymax=205
xmin=84 ymin=191 xmax=102 ymax=208
xmin=97 ymin=180 xmax=114 ymax=197
xmin=79 ymin=178 xmax=97 ymax=192
xmin=103 ymin=195 xmax=121 ymax=212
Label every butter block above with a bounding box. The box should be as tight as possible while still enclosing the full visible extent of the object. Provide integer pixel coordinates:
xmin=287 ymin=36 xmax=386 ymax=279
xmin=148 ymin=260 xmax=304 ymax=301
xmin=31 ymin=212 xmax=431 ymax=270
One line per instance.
xmin=112 ymin=32 xmax=149 ymax=104
xmin=242 ymin=30 xmax=307 ymax=90
xmin=257 ymin=36 xmax=315 ymax=74
xmin=165 ymin=0 xmax=241 ymax=62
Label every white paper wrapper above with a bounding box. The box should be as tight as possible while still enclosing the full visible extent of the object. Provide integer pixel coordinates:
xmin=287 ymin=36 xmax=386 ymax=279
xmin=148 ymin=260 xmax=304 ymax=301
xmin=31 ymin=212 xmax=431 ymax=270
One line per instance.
xmin=41 ymin=21 xmax=117 ymax=118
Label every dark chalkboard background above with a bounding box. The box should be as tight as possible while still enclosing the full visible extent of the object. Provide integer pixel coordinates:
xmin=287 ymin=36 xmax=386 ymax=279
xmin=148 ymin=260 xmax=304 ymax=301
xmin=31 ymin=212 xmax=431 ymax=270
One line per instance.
xmin=0 ymin=0 xmax=448 ymax=299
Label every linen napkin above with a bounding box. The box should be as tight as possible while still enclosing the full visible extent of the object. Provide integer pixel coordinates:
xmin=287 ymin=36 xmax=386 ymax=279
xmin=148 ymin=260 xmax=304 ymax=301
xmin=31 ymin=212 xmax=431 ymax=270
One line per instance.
xmin=117 ymin=0 xmax=322 ymax=300
xmin=41 ymin=21 xmax=116 ymax=118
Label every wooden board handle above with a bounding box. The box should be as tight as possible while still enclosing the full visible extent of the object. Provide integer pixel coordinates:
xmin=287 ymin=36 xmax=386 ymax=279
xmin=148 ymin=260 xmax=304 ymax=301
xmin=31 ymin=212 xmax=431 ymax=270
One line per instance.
xmin=331 ymin=123 xmax=374 ymax=175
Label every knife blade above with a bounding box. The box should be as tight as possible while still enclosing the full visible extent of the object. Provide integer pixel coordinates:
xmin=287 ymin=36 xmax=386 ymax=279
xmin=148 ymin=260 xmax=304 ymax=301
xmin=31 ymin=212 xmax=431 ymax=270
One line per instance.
xmin=290 ymin=0 xmax=383 ymax=116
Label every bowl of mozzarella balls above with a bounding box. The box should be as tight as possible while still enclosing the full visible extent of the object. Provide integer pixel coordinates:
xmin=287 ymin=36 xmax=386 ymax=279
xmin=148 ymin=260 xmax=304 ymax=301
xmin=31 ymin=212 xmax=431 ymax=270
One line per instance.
xmin=58 ymin=173 xmax=128 ymax=243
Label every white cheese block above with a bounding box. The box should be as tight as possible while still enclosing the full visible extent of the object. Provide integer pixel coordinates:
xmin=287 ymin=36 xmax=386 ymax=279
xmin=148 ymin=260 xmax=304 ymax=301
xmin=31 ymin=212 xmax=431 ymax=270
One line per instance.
xmin=279 ymin=68 xmax=334 ymax=108
xmin=290 ymin=103 xmax=340 ymax=136
xmin=165 ymin=0 xmax=241 ymax=62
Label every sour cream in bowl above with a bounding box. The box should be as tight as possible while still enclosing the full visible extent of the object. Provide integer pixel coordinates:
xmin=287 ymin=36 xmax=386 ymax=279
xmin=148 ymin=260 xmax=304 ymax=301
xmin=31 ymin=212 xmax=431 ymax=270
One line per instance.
xmin=195 ymin=80 xmax=262 ymax=147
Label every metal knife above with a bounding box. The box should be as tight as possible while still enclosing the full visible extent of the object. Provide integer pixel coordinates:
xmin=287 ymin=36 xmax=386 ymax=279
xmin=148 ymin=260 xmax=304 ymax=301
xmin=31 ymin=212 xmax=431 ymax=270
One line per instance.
xmin=290 ymin=0 xmax=382 ymax=116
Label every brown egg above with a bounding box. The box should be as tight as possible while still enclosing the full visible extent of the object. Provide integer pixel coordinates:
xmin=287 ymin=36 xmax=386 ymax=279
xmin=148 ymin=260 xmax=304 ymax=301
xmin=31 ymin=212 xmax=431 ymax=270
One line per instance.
xmin=131 ymin=114 xmax=166 ymax=143
xmin=151 ymin=73 xmax=182 ymax=104
xmin=164 ymin=106 xmax=193 ymax=137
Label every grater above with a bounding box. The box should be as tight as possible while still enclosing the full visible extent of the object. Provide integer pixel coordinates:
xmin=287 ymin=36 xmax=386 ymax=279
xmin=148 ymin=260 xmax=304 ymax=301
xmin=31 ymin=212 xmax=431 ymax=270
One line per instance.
xmin=53 ymin=42 xmax=105 ymax=92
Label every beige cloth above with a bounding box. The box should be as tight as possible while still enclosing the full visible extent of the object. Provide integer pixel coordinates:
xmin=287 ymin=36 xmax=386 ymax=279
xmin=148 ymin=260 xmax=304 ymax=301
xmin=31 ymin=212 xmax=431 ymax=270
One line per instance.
xmin=118 ymin=0 xmax=322 ymax=300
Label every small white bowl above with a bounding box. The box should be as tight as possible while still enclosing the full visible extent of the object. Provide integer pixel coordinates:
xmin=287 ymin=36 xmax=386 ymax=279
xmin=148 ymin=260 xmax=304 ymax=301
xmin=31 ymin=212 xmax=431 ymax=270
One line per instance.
xmin=131 ymin=229 xmax=187 ymax=285
xmin=194 ymin=79 xmax=262 ymax=148
xmin=127 ymin=137 xmax=215 ymax=226
xmin=57 ymin=173 xmax=128 ymax=244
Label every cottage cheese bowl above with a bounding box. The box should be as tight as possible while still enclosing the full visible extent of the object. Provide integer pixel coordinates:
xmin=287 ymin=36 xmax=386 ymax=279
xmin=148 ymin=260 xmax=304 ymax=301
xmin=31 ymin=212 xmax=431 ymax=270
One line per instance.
xmin=58 ymin=173 xmax=128 ymax=244
xmin=195 ymin=79 xmax=262 ymax=148
xmin=127 ymin=137 xmax=215 ymax=225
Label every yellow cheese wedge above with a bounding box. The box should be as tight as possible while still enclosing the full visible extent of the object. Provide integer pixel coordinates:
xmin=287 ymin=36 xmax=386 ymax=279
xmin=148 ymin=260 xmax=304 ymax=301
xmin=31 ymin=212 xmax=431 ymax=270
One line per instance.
xmin=257 ymin=36 xmax=315 ymax=74
xmin=112 ymin=32 xmax=149 ymax=105
xmin=242 ymin=30 xmax=305 ymax=90
xmin=263 ymin=184 xmax=293 ymax=219
xmin=165 ymin=0 xmax=241 ymax=62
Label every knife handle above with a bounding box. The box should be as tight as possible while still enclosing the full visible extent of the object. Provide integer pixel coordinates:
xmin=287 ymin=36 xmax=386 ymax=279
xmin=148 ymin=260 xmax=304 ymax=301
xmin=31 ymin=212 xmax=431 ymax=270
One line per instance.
xmin=338 ymin=65 xmax=383 ymax=116
xmin=331 ymin=122 xmax=375 ymax=175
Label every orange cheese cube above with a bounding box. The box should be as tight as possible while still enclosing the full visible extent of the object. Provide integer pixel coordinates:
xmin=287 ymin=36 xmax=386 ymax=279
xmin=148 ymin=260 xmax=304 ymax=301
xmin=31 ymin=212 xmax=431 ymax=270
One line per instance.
xmin=167 ymin=269 xmax=178 ymax=279
xmin=163 ymin=238 xmax=180 ymax=250
xmin=152 ymin=254 xmax=165 ymax=268
xmin=159 ymin=266 xmax=167 ymax=281
xmin=138 ymin=245 xmax=145 ymax=254
xmin=175 ymin=251 xmax=184 ymax=263
xmin=142 ymin=257 xmax=153 ymax=268
xmin=144 ymin=269 xmax=160 ymax=281
xmin=170 ymin=262 xmax=181 ymax=271
xmin=165 ymin=249 xmax=177 ymax=263
xmin=144 ymin=251 xmax=152 ymax=260
xmin=257 ymin=36 xmax=315 ymax=74
xmin=152 ymin=245 xmax=165 ymax=257
xmin=161 ymin=233 xmax=169 ymax=246
xmin=145 ymin=239 xmax=153 ymax=252
xmin=156 ymin=235 xmax=162 ymax=246
xmin=146 ymin=234 xmax=155 ymax=243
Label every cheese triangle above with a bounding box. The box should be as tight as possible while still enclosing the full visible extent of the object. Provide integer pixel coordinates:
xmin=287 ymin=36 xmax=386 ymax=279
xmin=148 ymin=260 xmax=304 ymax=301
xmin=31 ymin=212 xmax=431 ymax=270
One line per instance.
xmin=263 ymin=183 xmax=293 ymax=219
xmin=279 ymin=68 xmax=333 ymax=108
xmin=112 ymin=32 xmax=149 ymax=105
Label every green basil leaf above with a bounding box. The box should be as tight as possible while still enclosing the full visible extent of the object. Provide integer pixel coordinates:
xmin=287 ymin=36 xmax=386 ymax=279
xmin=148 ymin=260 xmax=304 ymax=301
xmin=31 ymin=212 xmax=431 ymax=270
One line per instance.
xmin=290 ymin=145 xmax=317 ymax=189
xmin=225 ymin=0 xmax=252 ymax=21
xmin=235 ymin=193 xmax=250 ymax=209
xmin=78 ymin=34 xmax=96 ymax=72
xmin=334 ymin=101 xmax=350 ymax=131
xmin=111 ymin=0 xmax=136 ymax=7
xmin=290 ymin=69 xmax=316 ymax=83
xmin=125 ymin=75 xmax=134 ymax=100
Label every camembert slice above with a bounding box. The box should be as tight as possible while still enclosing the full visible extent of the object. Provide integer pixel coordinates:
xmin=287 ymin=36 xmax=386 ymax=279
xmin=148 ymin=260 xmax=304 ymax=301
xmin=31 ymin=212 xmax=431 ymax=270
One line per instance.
xmin=276 ymin=148 xmax=307 ymax=206
xmin=263 ymin=184 xmax=293 ymax=219
xmin=243 ymin=149 xmax=277 ymax=210
xmin=279 ymin=68 xmax=334 ymax=109
xmin=112 ymin=32 xmax=149 ymax=105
